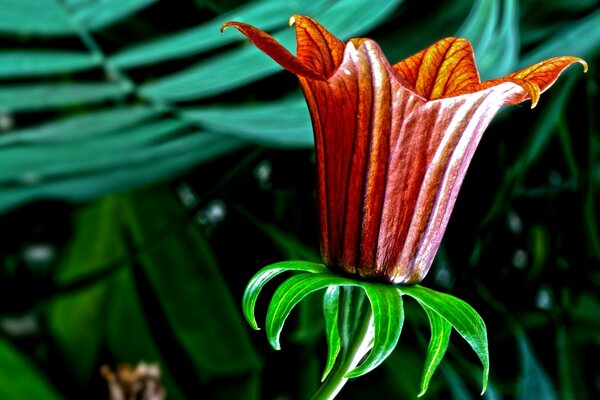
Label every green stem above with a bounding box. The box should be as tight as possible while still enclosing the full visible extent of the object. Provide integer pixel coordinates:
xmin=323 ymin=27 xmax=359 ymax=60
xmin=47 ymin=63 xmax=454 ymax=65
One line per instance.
xmin=311 ymin=286 xmax=373 ymax=400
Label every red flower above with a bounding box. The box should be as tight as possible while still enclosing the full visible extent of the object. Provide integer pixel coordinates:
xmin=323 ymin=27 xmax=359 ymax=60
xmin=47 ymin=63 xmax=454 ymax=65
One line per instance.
xmin=223 ymin=16 xmax=587 ymax=284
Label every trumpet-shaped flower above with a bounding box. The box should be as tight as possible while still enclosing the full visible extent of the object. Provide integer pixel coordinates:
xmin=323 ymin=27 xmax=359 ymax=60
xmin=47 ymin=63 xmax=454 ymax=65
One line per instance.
xmin=222 ymin=16 xmax=586 ymax=285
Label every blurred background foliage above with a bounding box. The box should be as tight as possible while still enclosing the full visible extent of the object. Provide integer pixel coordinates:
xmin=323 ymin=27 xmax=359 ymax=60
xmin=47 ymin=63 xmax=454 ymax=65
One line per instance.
xmin=0 ymin=0 xmax=599 ymax=398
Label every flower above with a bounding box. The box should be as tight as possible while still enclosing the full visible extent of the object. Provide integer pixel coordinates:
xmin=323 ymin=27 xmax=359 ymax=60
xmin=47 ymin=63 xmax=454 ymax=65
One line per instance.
xmin=222 ymin=15 xmax=587 ymax=284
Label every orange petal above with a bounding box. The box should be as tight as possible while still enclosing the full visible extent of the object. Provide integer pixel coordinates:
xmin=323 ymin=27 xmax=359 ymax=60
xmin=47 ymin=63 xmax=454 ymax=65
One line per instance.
xmin=392 ymin=37 xmax=481 ymax=100
xmin=222 ymin=15 xmax=345 ymax=80
xmin=472 ymin=56 xmax=587 ymax=108
xmin=291 ymin=15 xmax=345 ymax=79
xmin=221 ymin=21 xmax=325 ymax=80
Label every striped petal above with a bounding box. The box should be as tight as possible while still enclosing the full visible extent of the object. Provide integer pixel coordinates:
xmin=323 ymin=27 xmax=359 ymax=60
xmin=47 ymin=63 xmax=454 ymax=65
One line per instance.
xmin=223 ymin=16 xmax=587 ymax=284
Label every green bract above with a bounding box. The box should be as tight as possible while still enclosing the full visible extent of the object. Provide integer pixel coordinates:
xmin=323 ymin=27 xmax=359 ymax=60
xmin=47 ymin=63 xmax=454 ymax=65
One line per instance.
xmin=242 ymin=260 xmax=489 ymax=397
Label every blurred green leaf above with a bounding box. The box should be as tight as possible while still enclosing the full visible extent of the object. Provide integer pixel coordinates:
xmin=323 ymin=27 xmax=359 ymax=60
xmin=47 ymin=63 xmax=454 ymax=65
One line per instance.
xmin=0 ymin=51 xmax=99 ymax=79
xmin=516 ymin=333 xmax=556 ymax=400
xmin=183 ymin=96 xmax=313 ymax=147
xmin=110 ymin=0 xmax=330 ymax=69
xmin=0 ymin=0 xmax=157 ymax=36
xmin=0 ymin=132 xmax=242 ymax=212
xmin=105 ymin=267 xmax=187 ymax=400
xmin=0 ymin=119 xmax=190 ymax=184
xmin=520 ymin=7 xmax=600 ymax=67
xmin=0 ymin=337 xmax=62 ymax=400
xmin=64 ymin=0 xmax=158 ymax=31
xmin=45 ymin=196 xmax=125 ymax=385
xmin=140 ymin=0 xmax=402 ymax=101
xmin=0 ymin=0 xmax=72 ymax=36
xmin=457 ymin=0 xmax=518 ymax=80
xmin=122 ymin=186 xmax=261 ymax=378
xmin=0 ymin=106 xmax=157 ymax=147
xmin=0 ymin=83 xmax=128 ymax=112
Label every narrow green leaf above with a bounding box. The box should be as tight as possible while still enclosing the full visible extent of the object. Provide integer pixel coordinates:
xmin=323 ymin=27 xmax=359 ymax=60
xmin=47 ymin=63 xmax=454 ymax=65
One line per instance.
xmin=66 ymin=0 xmax=158 ymax=31
xmin=516 ymin=333 xmax=557 ymax=400
xmin=105 ymin=267 xmax=187 ymax=400
xmin=0 ymin=51 xmax=99 ymax=78
xmin=457 ymin=0 xmax=518 ymax=80
xmin=400 ymin=285 xmax=489 ymax=394
xmin=44 ymin=196 xmax=125 ymax=385
xmin=0 ymin=133 xmax=242 ymax=212
xmin=110 ymin=0 xmax=330 ymax=69
xmin=418 ymin=305 xmax=452 ymax=397
xmin=182 ymin=96 xmax=313 ymax=147
xmin=141 ymin=0 xmax=402 ymax=101
xmin=0 ymin=82 xmax=128 ymax=112
xmin=456 ymin=0 xmax=498 ymax=58
xmin=346 ymin=283 xmax=404 ymax=378
xmin=0 ymin=105 xmax=157 ymax=147
xmin=520 ymin=7 xmax=600 ymax=67
xmin=123 ymin=186 xmax=261 ymax=376
xmin=0 ymin=337 xmax=62 ymax=399
xmin=0 ymin=119 xmax=189 ymax=184
xmin=265 ymin=272 xmax=356 ymax=350
xmin=322 ymin=286 xmax=341 ymax=381
xmin=242 ymin=260 xmax=328 ymax=330
xmin=0 ymin=0 xmax=73 ymax=36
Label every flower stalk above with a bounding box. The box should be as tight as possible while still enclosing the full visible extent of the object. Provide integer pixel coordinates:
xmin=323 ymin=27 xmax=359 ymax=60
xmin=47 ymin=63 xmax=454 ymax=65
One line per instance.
xmin=313 ymin=287 xmax=373 ymax=400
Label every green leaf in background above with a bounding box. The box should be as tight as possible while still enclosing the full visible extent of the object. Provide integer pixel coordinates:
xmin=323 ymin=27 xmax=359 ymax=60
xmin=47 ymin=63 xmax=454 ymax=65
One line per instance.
xmin=520 ymin=7 xmax=600 ymax=67
xmin=110 ymin=0 xmax=330 ymax=69
xmin=0 ymin=83 xmax=128 ymax=112
xmin=0 ymin=0 xmax=73 ymax=36
xmin=182 ymin=96 xmax=313 ymax=147
xmin=0 ymin=337 xmax=62 ymax=400
xmin=64 ymin=0 xmax=159 ymax=31
xmin=0 ymin=132 xmax=242 ymax=212
xmin=105 ymin=267 xmax=187 ymax=400
xmin=0 ymin=51 xmax=99 ymax=79
xmin=0 ymin=105 xmax=157 ymax=147
xmin=456 ymin=0 xmax=518 ymax=80
xmin=400 ymin=285 xmax=489 ymax=394
xmin=45 ymin=196 xmax=125 ymax=386
xmin=122 ymin=186 xmax=262 ymax=379
xmin=0 ymin=0 xmax=403 ymax=211
xmin=516 ymin=333 xmax=556 ymax=400
xmin=142 ymin=0 xmax=402 ymax=102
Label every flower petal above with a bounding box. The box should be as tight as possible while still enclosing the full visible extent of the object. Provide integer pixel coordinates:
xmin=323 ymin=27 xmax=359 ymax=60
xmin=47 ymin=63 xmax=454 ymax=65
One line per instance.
xmin=475 ymin=56 xmax=588 ymax=108
xmin=291 ymin=15 xmax=345 ymax=78
xmin=221 ymin=15 xmax=344 ymax=80
xmin=392 ymin=37 xmax=480 ymax=100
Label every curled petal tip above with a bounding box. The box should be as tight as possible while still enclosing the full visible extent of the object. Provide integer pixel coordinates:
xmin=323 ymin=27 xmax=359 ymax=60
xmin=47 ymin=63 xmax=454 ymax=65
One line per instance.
xmin=220 ymin=21 xmax=233 ymax=33
xmin=579 ymin=59 xmax=589 ymax=73
xmin=289 ymin=15 xmax=296 ymax=27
